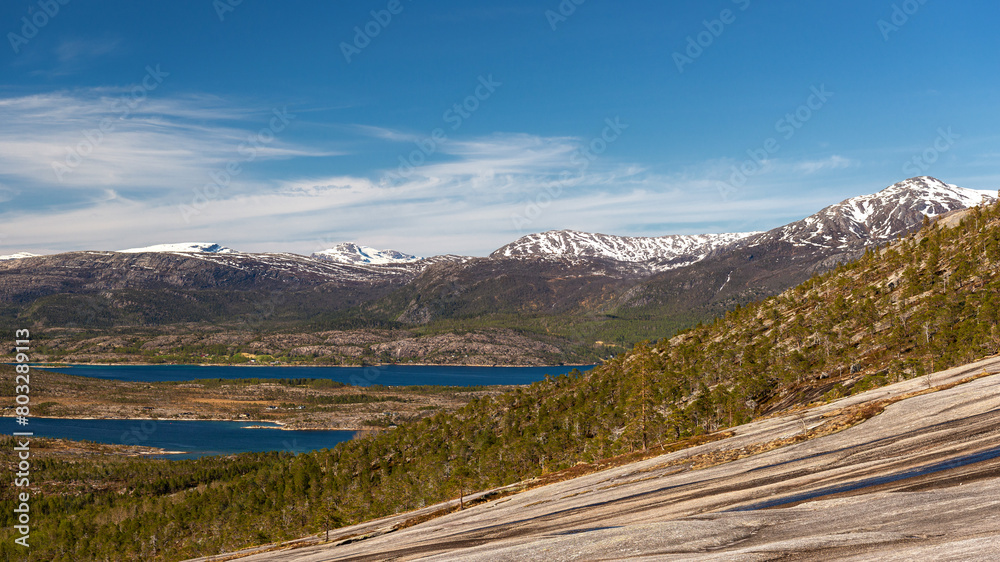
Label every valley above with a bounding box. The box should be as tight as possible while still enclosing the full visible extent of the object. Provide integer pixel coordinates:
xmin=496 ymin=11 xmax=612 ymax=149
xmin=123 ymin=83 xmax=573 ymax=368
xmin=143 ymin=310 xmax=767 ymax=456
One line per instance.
xmin=4 ymin=177 xmax=1000 ymax=560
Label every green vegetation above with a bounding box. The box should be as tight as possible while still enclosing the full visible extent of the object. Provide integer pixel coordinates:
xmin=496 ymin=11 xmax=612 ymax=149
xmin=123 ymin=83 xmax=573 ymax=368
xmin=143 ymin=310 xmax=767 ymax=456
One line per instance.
xmin=5 ymin=204 xmax=1000 ymax=560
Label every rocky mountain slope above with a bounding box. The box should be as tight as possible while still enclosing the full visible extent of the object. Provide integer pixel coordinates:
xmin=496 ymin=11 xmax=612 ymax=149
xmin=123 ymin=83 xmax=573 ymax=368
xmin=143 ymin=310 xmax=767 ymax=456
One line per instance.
xmin=0 ymin=251 xmax=425 ymax=330
xmin=214 ymin=199 xmax=1000 ymax=560
xmin=203 ymin=357 xmax=1000 ymax=561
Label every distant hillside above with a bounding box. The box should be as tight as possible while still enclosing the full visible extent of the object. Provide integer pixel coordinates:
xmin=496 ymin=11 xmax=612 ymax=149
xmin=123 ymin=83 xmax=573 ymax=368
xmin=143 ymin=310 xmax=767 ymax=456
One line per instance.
xmin=1 ymin=176 xmax=995 ymax=364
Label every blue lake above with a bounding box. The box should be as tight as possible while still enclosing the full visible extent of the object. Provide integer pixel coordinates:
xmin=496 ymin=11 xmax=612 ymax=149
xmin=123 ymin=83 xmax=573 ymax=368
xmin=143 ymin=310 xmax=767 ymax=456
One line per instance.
xmin=18 ymin=364 xmax=595 ymax=458
xmin=17 ymin=417 xmax=355 ymax=460
xmin=35 ymin=363 xmax=595 ymax=386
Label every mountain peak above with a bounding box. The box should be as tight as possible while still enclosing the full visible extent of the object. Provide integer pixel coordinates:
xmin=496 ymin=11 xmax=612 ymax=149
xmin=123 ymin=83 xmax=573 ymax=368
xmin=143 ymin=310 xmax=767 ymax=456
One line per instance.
xmin=118 ymin=243 xmax=238 ymax=254
xmin=880 ymin=176 xmax=995 ymax=205
xmin=312 ymin=243 xmax=421 ymax=265
xmin=765 ymin=177 xmax=996 ymax=249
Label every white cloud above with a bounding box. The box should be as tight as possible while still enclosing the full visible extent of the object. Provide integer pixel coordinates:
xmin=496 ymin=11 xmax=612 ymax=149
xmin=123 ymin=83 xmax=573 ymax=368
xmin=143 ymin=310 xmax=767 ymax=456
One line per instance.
xmin=0 ymin=93 xmax=880 ymax=257
xmin=53 ymin=38 xmax=122 ymax=64
xmin=792 ymin=155 xmax=854 ymax=174
xmin=22 ymin=37 xmax=124 ymax=78
xmin=0 ymin=90 xmax=339 ymax=198
xmin=353 ymin=125 xmax=423 ymax=143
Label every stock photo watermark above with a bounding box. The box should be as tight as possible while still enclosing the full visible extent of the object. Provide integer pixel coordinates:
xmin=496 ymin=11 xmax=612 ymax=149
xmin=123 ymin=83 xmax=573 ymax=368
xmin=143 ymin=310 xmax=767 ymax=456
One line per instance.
xmin=716 ymin=84 xmax=833 ymax=200
xmin=545 ymin=0 xmax=589 ymax=31
xmin=7 ymin=0 xmax=72 ymax=54
xmin=213 ymin=0 xmax=244 ymax=22
xmin=179 ymin=106 xmax=296 ymax=222
xmin=673 ymin=0 xmax=751 ymax=73
xmin=12 ymin=329 xmax=33 ymax=549
xmin=121 ymin=420 xmax=158 ymax=448
xmin=350 ymin=365 xmax=384 ymax=387
xmin=340 ymin=0 xmax=416 ymax=63
xmin=511 ymin=116 xmax=628 ymax=231
xmin=902 ymin=127 xmax=958 ymax=177
xmin=51 ymin=65 xmax=170 ymax=182
xmin=878 ymin=0 xmax=929 ymax=41
xmin=382 ymin=74 xmax=501 ymax=185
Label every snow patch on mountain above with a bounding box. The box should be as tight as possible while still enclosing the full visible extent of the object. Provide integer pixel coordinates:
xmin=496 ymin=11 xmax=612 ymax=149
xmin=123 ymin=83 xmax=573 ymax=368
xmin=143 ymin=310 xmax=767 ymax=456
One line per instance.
xmin=312 ymin=243 xmax=421 ymax=265
xmin=767 ymin=176 xmax=997 ymax=249
xmin=0 ymin=252 xmax=41 ymax=261
xmin=118 ymin=243 xmax=238 ymax=254
xmin=492 ymin=230 xmax=760 ymax=270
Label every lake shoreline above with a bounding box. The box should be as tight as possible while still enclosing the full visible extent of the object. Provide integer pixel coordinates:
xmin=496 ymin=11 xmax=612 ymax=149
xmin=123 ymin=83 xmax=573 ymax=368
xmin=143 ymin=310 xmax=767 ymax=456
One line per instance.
xmin=1 ymin=363 xmax=587 ymax=439
xmin=8 ymin=417 xmax=359 ymax=459
xmin=1 ymin=413 xmax=370 ymax=431
xmin=30 ymin=361 xmax=598 ymax=369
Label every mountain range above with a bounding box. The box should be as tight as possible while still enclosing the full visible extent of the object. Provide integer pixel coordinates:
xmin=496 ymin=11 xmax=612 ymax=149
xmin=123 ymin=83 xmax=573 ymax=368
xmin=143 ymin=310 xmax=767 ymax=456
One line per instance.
xmin=36 ymin=191 xmax=1000 ymax=561
xmin=2 ymin=176 xmax=995 ymax=362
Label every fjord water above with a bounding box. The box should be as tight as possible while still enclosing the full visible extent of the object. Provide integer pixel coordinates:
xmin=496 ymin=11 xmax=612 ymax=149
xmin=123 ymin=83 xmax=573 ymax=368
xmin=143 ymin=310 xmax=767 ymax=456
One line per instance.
xmin=25 ymin=364 xmax=593 ymax=458
xmin=36 ymin=363 xmax=594 ymax=385
xmin=26 ymin=417 xmax=355 ymax=460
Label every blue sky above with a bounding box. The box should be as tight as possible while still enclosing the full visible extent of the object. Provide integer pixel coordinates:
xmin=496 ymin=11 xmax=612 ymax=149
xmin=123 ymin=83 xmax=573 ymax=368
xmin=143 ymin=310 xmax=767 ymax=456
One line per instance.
xmin=2 ymin=0 xmax=999 ymax=256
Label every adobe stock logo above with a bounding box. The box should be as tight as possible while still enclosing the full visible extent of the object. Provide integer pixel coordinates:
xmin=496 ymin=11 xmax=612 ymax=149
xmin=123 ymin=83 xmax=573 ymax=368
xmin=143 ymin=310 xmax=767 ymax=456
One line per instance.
xmin=511 ymin=116 xmax=628 ymax=231
xmin=179 ymin=107 xmax=296 ymax=222
xmin=717 ymin=85 xmax=834 ymax=200
xmin=340 ymin=0 xmax=416 ymax=64
xmin=902 ymin=127 xmax=959 ymax=177
xmin=545 ymin=0 xmax=588 ymax=31
xmin=878 ymin=0 xmax=929 ymax=41
xmin=673 ymin=0 xmax=751 ymax=73
xmin=382 ymin=75 xmax=501 ymax=186
xmin=51 ymin=65 xmax=170 ymax=182
xmin=7 ymin=0 xmax=73 ymax=54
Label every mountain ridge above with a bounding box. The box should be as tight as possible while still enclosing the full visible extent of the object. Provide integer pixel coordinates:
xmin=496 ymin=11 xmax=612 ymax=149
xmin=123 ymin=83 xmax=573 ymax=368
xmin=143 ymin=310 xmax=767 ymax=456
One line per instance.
xmin=491 ymin=230 xmax=761 ymax=272
xmin=2 ymin=176 xmax=996 ymax=362
xmin=4 ymin=176 xmax=992 ymax=267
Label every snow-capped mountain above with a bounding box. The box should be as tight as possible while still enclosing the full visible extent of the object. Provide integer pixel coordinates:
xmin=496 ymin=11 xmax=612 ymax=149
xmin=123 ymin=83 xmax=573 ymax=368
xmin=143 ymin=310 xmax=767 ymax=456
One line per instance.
xmin=3 ymin=175 xmax=997 ymax=339
xmin=492 ymin=230 xmax=760 ymax=271
xmin=0 ymin=252 xmax=41 ymax=261
xmin=486 ymin=177 xmax=995 ymax=275
xmin=312 ymin=243 xmax=421 ymax=265
xmin=757 ymin=177 xmax=996 ymax=249
xmin=118 ymin=242 xmax=238 ymax=254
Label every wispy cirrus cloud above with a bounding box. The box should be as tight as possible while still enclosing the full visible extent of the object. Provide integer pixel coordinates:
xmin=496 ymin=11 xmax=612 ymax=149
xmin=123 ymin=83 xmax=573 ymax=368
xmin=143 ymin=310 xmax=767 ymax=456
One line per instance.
xmin=24 ymin=37 xmax=124 ymax=78
xmin=792 ymin=155 xmax=854 ymax=174
xmin=0 ymin=96 xmax=878 ymax=257
xmin=0 ymin=90 xmax=340 ymax=205
xmin=53 ymin=38 xmax=122 ymax=64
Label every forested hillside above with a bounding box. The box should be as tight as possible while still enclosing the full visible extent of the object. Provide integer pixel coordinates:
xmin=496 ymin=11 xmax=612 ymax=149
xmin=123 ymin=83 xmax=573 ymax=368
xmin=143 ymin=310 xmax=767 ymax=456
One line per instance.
xmin=6 ymin=202 xmax=1000 ymax=561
